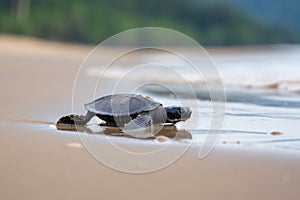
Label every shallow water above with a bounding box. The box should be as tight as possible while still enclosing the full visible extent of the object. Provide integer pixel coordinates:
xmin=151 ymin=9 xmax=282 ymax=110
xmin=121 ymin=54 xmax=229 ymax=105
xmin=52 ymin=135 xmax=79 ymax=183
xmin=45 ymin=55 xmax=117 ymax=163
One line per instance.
xmin=81 ymin=45 xmax=300 ymax=152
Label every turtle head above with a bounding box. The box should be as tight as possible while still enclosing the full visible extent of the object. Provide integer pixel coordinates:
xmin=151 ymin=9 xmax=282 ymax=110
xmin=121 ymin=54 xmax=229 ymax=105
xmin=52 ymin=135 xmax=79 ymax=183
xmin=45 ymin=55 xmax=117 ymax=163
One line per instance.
xmin=165 ymin=106 xmax=192 ymax=123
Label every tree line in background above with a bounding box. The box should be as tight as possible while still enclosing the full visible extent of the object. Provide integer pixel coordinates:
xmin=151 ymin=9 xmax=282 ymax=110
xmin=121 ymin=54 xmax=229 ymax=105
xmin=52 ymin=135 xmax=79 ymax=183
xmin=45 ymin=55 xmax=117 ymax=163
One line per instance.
xmin=0 ymin=0 xmax=298 ymax=45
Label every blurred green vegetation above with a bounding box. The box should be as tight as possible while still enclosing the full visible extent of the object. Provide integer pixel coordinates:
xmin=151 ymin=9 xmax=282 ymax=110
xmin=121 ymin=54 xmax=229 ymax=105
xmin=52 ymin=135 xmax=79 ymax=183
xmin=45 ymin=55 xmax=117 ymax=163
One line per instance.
xmin=0 ymin=0 xmax=298 ymax=45
xmin=204 ymin=0 xmax=300 ymax=33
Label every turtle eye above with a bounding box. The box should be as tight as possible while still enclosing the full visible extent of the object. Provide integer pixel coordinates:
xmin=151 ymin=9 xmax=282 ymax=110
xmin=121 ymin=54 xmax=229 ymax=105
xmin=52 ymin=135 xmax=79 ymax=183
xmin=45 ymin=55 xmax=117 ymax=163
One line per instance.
xmin=176 ymin=109 xmax=182 ymax=115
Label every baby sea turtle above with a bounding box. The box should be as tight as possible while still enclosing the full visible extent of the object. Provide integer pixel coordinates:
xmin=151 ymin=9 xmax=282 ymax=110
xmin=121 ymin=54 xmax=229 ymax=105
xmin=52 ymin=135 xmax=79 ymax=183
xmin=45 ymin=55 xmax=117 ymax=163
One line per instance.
xmin=56 ymin=94 xmax=191 ymax=132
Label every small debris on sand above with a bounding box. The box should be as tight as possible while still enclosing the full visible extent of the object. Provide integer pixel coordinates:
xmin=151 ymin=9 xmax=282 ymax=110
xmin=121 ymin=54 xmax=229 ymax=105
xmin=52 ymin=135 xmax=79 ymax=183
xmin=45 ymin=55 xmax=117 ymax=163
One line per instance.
xmin=155 ymin=136 xmax=171 ymax=143
xmin=270 ymin=131 xmax=283 ymax=136
xmin=65 ymin=142 xmax=83 ymax=149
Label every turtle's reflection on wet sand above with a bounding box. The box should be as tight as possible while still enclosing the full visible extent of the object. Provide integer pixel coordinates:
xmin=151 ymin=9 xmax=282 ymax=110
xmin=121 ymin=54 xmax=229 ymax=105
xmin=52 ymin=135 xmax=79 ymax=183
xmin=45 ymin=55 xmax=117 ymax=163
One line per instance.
xmin=56 ymin=123 xmax=192 ymax=140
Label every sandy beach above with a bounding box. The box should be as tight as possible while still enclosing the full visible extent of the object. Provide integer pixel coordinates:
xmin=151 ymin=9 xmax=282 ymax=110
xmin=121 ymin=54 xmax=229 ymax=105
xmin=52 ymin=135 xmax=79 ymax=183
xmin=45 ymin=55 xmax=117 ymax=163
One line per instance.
xmin=1 ymin=34 xmax=300 ymax=200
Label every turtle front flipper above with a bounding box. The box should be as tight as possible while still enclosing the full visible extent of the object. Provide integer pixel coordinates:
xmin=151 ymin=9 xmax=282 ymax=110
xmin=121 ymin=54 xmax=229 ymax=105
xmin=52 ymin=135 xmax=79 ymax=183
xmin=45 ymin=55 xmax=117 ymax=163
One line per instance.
xmin=122 ymin=114 xmax=155 ymax=139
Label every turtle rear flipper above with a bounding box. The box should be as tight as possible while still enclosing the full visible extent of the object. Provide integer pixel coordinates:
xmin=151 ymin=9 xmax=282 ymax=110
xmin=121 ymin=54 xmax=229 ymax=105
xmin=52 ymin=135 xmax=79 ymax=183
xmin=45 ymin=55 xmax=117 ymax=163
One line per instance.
xmin=123 ymin=114 xmax=154 ymax=139
xmin=56 ymin=111 xmax=95 ymax=126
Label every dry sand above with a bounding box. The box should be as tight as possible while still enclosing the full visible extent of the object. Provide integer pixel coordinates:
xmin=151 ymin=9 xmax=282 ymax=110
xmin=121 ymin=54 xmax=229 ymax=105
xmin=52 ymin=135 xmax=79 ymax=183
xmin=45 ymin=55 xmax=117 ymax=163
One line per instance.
xmin=1 ymin=34 xmax=300 ymax=200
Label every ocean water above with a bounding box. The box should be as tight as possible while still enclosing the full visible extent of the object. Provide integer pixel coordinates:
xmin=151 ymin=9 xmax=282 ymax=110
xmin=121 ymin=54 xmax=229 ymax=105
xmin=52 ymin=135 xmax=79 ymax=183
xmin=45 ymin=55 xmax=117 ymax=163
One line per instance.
xmin=83 ymin=45 xmax=300 ymax=151
xmin=86 ymin=45 xmax=300 ymax=93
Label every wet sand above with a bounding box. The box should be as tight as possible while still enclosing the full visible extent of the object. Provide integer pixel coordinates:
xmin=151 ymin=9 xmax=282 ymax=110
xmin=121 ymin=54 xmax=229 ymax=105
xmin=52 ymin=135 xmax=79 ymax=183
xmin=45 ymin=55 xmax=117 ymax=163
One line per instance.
xmin=1 ymin=34 xmax=300 ymax=199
